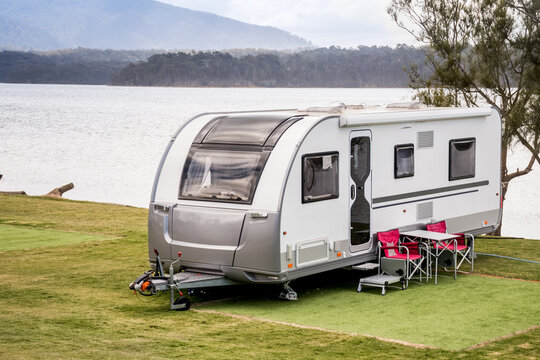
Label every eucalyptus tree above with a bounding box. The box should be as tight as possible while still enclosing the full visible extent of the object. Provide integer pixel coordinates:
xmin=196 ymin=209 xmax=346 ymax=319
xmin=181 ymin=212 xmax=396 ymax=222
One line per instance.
xmin=389 ymin=0 xmax=539 ymax=234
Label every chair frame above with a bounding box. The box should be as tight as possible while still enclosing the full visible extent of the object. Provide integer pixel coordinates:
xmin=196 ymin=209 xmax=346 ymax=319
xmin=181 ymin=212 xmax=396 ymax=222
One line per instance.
xmin=377 ymin=231 xmax=428 ymax=289
xmin=427 ymin=221 xmax=474 ymax=273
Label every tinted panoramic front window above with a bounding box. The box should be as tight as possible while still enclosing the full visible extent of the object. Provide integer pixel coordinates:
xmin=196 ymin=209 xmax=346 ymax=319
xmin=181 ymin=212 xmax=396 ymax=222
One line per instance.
xmin=394 ymin=144 xmax=414 ymax=178
xmin=203 ymin=115 xmax=290 ymax=146
xmin=449 ymin=138 xmax=476 ymax=180
xmin=179 ymin=149 xmax=267 ymax=204
xmin=302 ymin=152 xmax=339 ymax=203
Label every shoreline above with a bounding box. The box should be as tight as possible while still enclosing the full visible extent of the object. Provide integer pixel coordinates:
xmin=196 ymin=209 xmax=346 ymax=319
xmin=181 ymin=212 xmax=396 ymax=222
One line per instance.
xmin=1 ymin=82 xmax=414 ymax=90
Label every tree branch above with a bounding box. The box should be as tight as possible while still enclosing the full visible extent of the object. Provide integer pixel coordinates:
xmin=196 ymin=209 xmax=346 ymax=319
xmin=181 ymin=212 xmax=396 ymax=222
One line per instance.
xmin=516 ymin=131 xmax=540 ymax=164
xmin=504 ymin=151 xmax=537 ymax=182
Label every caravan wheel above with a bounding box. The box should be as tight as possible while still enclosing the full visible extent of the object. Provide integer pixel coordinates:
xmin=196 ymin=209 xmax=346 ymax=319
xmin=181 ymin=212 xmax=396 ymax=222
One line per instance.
xmin=173 ymin=297 xmax=191 ymax=311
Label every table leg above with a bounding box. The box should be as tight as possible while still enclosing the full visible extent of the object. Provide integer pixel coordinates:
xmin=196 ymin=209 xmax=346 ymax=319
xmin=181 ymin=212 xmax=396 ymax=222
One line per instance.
xmin=453 ymin=239 xmax=457 ymax=280
xmin=429 ymin=247 xmax=432 ymax=281
xmin=425 ymin=243 xmax=432 ymax=283
xmin=435 ymin=247 xmax=439 ymax=285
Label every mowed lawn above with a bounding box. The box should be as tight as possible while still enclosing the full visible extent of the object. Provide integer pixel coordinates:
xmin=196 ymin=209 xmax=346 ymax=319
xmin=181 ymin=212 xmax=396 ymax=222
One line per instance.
xmin=0 ymin=194 xmax=538 ymax=359
xmin=200 ymin=272 xmax=538 ymax=350
xmin=0 ymin=224 xmax=111 ymax=251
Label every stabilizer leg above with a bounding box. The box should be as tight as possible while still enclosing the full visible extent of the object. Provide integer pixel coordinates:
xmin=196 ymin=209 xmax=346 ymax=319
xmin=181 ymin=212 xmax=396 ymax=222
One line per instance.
xmin=279 ymin=281 xmax=298 ymax=301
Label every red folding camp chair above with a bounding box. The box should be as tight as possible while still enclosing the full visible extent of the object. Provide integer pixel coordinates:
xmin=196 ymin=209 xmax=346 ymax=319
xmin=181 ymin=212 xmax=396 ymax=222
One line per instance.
xmin=377 ymin=229 xmax=427 ymax=288
xmin=426 ymin=221 xmax=474 ymax=272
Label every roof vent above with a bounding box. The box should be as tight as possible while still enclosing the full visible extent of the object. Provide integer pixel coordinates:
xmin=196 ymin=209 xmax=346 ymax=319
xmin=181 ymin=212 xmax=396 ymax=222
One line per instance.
xmin=302 ymin=105 xmax=345 ymax=114
xmin=344 ymin=104 xmax=366 ymax=110
xmin=302 ymin=103 xmax=365 ymax=114
xmin=386 ymin=101 xmax=423 ymax=109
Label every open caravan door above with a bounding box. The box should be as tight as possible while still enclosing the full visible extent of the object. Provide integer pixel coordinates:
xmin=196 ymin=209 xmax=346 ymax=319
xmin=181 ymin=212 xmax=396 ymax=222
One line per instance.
xmin=349 ymin=130 xmax=372 ymax=252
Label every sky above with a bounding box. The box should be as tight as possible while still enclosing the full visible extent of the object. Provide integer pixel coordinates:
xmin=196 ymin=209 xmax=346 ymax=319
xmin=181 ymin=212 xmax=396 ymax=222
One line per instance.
xmin=156 ymin=0 xmax=415 ymax=48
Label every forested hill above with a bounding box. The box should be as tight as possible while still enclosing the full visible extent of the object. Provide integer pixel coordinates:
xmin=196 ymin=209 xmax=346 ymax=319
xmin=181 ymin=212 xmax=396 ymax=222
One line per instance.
xmin=0 ymin=49 xmax=155 ymax=84
xmin=112 ymin=46 xmax=428 ymax=87
xmin=0 ymin=46 xmax=428 ymax=87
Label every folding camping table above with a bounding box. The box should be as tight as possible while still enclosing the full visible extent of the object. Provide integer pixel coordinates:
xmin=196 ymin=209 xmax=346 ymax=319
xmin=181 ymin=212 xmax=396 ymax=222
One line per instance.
xmin=401 ymin=230 xmax=459 ymax=284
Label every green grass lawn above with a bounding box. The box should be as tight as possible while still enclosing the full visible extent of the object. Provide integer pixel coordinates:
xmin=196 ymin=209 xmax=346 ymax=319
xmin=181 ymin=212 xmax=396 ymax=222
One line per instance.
xmin=0 ymin=194 xmax=538 ymax=359
xmin=0 ymin=224 xmax=111 ymax=251
xmin=474 ymin=237 xmax=540 ymax=281
xmin=200 ymin=273 xmax=538 ymax=350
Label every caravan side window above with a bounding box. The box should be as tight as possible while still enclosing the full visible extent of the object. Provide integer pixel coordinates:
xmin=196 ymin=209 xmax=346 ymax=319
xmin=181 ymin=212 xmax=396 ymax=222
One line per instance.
xmin=449 ymin=138 xmax=476 ymax=180
xmin=394 ymin=144 xmax=414 ymax=178
xmin=302 ymin=152 xmax=339 ymax=203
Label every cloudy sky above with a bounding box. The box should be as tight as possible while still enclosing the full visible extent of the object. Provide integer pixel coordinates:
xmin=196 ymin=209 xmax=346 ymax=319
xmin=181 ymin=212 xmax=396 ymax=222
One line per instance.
xmin=156 ymin=0 xmax=415 ymax=48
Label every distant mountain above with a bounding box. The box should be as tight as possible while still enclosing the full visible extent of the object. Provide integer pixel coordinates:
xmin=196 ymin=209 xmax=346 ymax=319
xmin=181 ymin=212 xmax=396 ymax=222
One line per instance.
xmin=0 ymin=0 xmax=312 ymax=51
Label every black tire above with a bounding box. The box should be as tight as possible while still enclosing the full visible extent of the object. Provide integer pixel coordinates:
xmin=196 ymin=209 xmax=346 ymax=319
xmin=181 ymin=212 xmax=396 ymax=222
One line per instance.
xmin=173 ymin=297 xmax=191 ymax=311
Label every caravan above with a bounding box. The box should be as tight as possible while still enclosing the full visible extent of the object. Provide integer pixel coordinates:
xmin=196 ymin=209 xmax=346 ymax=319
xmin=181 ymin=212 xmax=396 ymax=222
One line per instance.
xmin=132 ymin=103 xmax=502 ymax=308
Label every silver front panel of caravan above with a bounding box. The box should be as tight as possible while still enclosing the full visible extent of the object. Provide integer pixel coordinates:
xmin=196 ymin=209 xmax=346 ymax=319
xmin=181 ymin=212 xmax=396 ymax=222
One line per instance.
xmin=170 ymin=206 xmax=246 ymax=266
xmin=148 ymin=203 xmax=174 ymax=264
xmin=233 ymin=212 xmax=281 ymax=272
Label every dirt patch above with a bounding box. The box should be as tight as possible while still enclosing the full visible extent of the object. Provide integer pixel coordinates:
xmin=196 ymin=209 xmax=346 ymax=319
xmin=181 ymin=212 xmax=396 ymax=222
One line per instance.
xmin=465 ymin=326 xmax=539 ymax=350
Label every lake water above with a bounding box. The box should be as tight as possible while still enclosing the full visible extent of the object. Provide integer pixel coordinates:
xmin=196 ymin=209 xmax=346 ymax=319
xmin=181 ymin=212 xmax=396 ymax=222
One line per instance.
xmin=0 ymin=83 xmax=538 ymax=239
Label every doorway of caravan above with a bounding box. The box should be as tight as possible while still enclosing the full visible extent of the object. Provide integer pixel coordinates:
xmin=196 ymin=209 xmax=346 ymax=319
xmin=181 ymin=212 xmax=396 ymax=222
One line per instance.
xmin=349 ymin=131 xmax=372 ymax=252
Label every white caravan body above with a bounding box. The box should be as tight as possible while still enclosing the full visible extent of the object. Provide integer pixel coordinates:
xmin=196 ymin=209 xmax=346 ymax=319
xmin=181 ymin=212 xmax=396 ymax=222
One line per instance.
xmin=148 ymin=105 xmax=502 ymax=284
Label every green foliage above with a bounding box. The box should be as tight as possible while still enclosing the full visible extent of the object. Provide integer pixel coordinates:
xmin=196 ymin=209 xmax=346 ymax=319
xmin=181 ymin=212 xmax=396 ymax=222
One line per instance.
xmin=415 ymin=87 xmax=458 ymax=107
xmin=389 ymin=0 xmax=540 ymax=234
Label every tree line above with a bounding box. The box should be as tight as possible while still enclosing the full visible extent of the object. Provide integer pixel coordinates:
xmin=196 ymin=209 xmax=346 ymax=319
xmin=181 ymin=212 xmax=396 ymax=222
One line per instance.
xmin=112 ymin=46 xmax=428 ymax=87
xmin=0 ymin=46 xmax=429 ymax=87
xmin=0 ymin=48 xmax=155 ymax=84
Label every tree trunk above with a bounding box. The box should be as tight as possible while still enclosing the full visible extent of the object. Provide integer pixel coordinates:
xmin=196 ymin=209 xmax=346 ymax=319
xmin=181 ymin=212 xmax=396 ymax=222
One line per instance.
xmin=44 ymin=183 xmax=74 ymax=198
xmin=0 ymin=191 xmax=27 ymax=195
xmin=491 ymin=184 xmax=508 ymax=236
xmin=491 ymin=140 xmax=509 ymax=236
xmin=0 ymin=174 xmax=26 ymax=194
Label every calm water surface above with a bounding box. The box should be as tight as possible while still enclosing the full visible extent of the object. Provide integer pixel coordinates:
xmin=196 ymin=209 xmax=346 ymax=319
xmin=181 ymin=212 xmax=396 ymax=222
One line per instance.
xmin=0 ymin=84 xmax=538 ymax=239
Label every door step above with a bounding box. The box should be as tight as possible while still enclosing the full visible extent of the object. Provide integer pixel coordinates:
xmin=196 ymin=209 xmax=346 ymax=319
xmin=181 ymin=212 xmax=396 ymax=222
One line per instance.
xmin=357 ymin=274 xmax=405 ymax=295
xmin=352 ymin=262 xmax=379 ymax=271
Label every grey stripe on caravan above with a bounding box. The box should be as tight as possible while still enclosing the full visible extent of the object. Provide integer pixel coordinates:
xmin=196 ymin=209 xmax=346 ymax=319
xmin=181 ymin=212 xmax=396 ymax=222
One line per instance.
xmin=372 ymin=180 xmax=490 ymax=205
xmin=372 ymin=189 xmax=478 ymax=210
